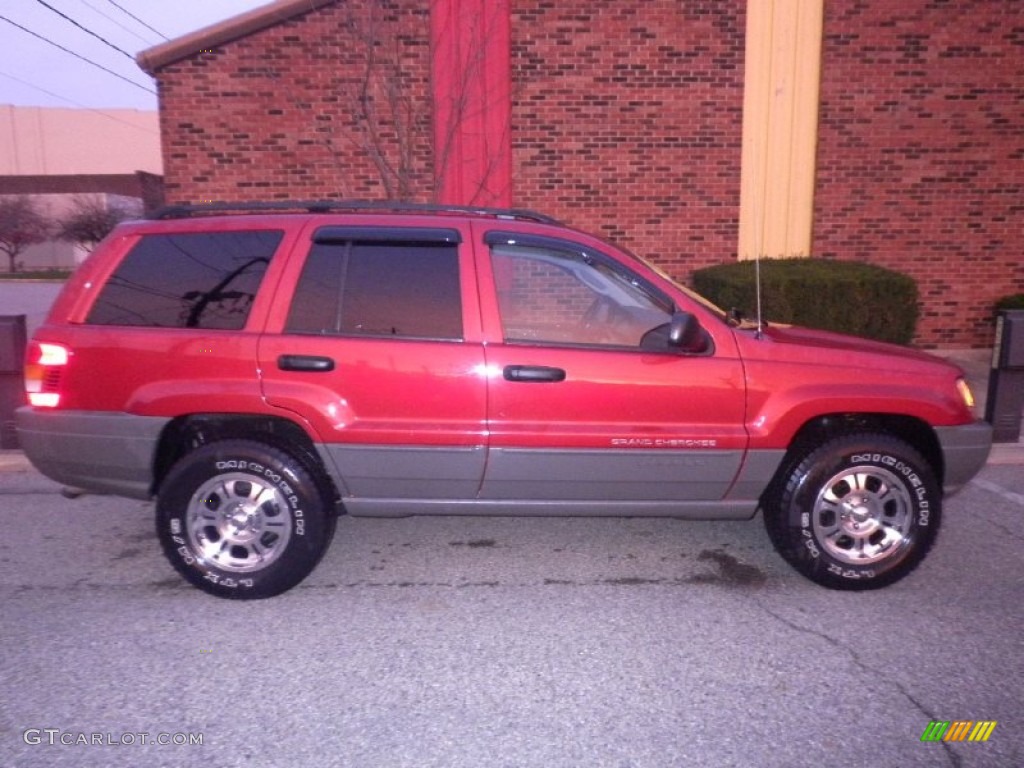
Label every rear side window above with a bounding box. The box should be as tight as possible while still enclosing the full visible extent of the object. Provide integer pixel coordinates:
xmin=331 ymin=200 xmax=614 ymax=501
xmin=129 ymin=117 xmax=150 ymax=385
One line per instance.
xmin=86 ymin=231 xmax=282 ymax=329
xmin=286 ymin=239 xmax=462 ymax=340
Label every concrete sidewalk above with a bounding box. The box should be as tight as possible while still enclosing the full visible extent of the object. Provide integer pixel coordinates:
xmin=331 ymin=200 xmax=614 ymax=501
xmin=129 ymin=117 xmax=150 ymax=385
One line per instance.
xmin=1 ymin=349 xmax=1021 ymax=474
xmin=0 ymin=450 xmax=31 ymax=472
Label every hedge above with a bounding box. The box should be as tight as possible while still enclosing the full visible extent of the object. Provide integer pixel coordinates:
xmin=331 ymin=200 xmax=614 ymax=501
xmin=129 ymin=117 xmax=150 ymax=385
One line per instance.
xmin=691 ymin=258 xmax=919 ymax=345
xmin=995 ymin=294 xmax=1024 ymax=312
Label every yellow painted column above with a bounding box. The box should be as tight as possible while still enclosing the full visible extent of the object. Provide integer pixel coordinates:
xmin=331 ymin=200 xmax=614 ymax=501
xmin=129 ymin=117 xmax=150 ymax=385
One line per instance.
xmin=738 ymin=0 xmax=824 ymax=260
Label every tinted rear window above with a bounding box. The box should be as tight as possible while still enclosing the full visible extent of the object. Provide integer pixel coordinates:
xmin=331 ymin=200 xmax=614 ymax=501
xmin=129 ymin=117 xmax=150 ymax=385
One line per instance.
xmin=286 ymin=241 xmax=462 ymax=340
xmin=87 ymin=231 xmax=282 ymax=329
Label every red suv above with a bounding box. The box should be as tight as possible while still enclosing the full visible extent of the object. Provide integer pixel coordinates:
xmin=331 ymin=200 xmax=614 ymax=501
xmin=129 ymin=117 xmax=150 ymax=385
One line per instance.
xmin=16 ymin=202 xmax=992 ymax=598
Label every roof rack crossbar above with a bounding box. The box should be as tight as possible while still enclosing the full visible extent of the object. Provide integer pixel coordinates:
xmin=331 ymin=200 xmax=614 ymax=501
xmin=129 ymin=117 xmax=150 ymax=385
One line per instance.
xmin=149 ymin=200 xmax=562 ymax=225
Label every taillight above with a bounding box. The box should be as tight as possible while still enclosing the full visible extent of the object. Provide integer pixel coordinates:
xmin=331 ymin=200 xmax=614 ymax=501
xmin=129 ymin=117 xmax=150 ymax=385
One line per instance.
xmin=25 ymin=341 xmax=70 ymax=408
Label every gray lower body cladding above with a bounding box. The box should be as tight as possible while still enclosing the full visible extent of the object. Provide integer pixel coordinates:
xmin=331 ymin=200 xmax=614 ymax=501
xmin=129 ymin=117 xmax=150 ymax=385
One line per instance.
xmin=16 ymin=407 xmax=168 ymax=499
xmin=16 ymin=407 xmax=787 ymax=518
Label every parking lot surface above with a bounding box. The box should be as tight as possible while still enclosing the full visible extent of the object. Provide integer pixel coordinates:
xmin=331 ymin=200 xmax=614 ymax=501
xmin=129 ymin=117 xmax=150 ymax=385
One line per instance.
xmin=1 ymin=461 xmax=1022 ymax=767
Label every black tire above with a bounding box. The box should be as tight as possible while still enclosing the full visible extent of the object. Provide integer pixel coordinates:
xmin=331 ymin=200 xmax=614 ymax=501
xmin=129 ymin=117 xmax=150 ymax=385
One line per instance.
xmin=763 ymin=433 xmax=940 ymax=590
xmin=156 ymin=439 xmax=336 ymax=599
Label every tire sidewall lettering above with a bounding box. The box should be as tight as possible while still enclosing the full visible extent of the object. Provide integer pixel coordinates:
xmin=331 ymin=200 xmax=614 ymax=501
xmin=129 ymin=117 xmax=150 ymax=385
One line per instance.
xmin=170 ymin=532 xmax=195 ymax=565
xmin=776 ymin=438 xmax=940 ymax=586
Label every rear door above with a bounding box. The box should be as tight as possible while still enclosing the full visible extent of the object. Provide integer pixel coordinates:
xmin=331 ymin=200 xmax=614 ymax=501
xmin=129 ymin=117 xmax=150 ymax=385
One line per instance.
xmin=475 ymin=227 xmax=748 ymax=506
xmin=258 ymin=221 xmax=487 ymax=501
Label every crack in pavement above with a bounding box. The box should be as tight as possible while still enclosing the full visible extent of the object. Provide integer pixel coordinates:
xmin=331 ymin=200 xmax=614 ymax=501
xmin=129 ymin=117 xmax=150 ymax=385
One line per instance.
xmin=966 ymin=478 xmax=1024 ymax=543
xmin=4 ymin=570 xmax=771 ymax=595
xmin=755 ymin=602 xmax=963 ymax=768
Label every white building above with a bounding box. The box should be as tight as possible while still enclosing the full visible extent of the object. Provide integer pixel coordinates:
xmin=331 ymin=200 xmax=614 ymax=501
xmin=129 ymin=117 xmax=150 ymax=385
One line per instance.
xmin=0 ymin=105 xmax=162 ymax=269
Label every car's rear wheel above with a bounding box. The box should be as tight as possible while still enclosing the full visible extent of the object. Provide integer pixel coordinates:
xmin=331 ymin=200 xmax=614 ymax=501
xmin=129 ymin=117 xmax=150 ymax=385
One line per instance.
xmin=156 ymin=439 xmax=336 ymax=599
xmin=764 ymin=433 xmax=940 ymax=590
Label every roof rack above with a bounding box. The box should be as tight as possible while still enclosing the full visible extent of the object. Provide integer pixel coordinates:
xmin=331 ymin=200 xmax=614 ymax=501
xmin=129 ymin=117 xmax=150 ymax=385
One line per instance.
xmin=149 ymin=200 xmax=563 ymax=225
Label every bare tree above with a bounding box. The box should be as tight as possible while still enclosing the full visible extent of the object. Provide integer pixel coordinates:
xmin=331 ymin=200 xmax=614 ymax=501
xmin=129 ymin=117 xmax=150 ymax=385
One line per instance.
xmin=252 ymin=1 xmax=425 ymax=202
xmin=0 ymin=196 xmax=51 ymax=273
xmin=320 ymin=0 xmax=510 ymax=203
xmin=221 ymin=1 xmax=510 ymax=204
xmin=333 ymin=0 xmax=426 ymax=201
xmin=57 ymin=195 xmax=138 ymax=250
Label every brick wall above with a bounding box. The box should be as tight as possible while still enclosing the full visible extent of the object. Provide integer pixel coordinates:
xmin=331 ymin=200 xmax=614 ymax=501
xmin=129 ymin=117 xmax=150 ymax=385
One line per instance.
xmin=815 ymin=0 xmax=1024 ymax=347
xmin=510 ymin=0 xmax=746 ymax=280
xmin=156 ymin=0 xmax=434 ymax=204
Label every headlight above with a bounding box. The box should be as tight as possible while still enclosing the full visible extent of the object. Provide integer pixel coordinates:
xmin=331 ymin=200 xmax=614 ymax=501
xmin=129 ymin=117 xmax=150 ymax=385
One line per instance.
xmin=955 ymin=378 xmax=976 ymax=410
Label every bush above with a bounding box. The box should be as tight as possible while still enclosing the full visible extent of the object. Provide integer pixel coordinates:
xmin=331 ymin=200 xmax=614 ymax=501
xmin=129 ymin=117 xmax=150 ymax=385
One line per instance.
xmin=57 ymin=195 xmax=138 ymax=249
xmin=0 ymin=196 xmax=51 ymax=273
xmin=994 ymin=293 xmax=1024 ymax=312
xmin=691 ymin=258 xmax=919 ymax=345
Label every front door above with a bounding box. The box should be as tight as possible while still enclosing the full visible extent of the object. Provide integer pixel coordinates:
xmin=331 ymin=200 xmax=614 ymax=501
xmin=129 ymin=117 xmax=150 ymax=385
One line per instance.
xmin=477 ymin=231 xmax=747 ymax=506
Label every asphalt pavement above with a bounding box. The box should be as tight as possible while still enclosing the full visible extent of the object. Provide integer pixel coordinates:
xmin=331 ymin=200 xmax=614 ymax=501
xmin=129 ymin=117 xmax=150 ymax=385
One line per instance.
xmin=1 ymin=467 xmax=1022 ymax=768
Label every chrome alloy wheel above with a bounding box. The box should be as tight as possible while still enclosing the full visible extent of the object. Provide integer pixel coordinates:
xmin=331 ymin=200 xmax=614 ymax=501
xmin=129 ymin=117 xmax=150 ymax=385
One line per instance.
xmin=811 ymin=465 xmax=914 ymax=566
xmin=185 ymin=472 xmax=292 ymax=573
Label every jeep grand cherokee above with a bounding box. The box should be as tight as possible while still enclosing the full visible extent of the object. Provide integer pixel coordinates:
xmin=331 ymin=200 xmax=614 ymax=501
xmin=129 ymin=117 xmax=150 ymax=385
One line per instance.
xmin=16 ymin=202 xmax=992 ymax=598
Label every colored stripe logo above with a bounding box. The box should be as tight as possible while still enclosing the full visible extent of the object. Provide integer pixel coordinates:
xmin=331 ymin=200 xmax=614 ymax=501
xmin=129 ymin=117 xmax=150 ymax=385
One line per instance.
xmin=921 ymin=721 xmax=997 ymax=742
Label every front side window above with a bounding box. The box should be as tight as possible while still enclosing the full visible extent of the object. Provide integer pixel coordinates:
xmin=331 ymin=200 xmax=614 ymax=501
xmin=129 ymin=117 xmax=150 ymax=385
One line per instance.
xmin=87 ymin=230 xmax=282 ymax=329
xmin=286 ymin=239 xmax=462 ymax=340
xmin=490 ymin=241 xmax=673 ymax=348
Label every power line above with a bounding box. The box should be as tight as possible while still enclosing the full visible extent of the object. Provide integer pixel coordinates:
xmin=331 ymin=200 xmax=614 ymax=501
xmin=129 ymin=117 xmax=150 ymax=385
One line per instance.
xmin=32 ymin=0 xmax=134 ymax=60
xmin=0 ymin=14 xmax=155 ymax=94
xmin=0 ymin=71 xmax=160 ymax=132
xmin=103 ymin=0 xmax=168 ymax=42
xmin=75 ymin=0 xmax=159 ymax=46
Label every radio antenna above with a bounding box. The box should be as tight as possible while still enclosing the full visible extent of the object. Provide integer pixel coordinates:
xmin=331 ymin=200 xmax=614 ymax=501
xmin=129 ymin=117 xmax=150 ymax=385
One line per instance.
xmin=749 ymin=148 xmax=765 ymax=340
xmin=742 ymin=66 xmax=767 ymax=340
xmin=754 ymin=249 xmax=763 ymax=339
xmin=753 ymin=120 xmax=768 ymax=340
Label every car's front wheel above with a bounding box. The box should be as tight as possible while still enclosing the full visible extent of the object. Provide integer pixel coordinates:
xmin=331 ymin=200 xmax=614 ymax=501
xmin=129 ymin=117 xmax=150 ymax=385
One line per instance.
xmin=764 ymin=433 xmax=940 ymax=590
xmin=156 ymin=439 xmax=336 ymax=599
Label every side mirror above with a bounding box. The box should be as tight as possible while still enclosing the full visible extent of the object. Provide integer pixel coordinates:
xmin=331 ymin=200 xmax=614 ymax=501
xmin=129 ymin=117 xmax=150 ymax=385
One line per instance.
xmin=639 ymin=311 xmax=708 ymax=353
xmin=667 ymin=311 xmax=703 ymax=352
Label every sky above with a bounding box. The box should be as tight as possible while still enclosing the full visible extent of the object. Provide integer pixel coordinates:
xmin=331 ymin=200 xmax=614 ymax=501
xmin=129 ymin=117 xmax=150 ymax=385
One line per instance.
xmin=0 ymin=0 xmax=271 ymax=112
